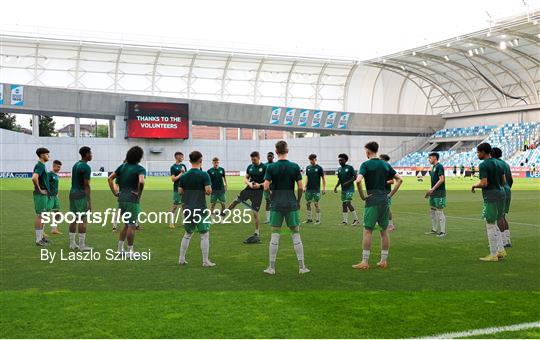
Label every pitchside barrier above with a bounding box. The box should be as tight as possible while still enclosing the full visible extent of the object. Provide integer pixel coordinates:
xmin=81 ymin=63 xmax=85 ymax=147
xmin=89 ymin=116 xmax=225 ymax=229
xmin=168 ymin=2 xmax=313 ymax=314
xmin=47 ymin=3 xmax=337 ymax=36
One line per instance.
xmin=1 ymin=169 xmax=538 ymax=179
xmin=393 ymin=167 xmax=538 ymax=178
xmin=0 ymin=171 xmax=108 ymax=179
xmin=0 ymin=172 xmax=33 ymax=178
xmin=146 ymin=170 xmax=242 ymax=177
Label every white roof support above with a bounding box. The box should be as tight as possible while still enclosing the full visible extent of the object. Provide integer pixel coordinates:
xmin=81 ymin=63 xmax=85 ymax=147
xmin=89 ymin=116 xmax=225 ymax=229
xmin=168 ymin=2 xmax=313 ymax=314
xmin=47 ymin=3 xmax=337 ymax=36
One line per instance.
xmin=396 ymin=74 xmax=410 ymax=114
xmin=369 ymin=67 xmax=384 ymax=113
xmin=457 ymin=49 xmax=532 ymax=106
xmin=69 ymin=44 xmax=84 ymax=89
xmin=371 ymin=62 xmax=460 ymax=113
xmin=314 ymin=62 xmax=328 ymax=109
xmin=343 ymin=63 xmax=358 ymax=111
xmin=32 ymin=42 xmax=41 ymax=85
xmin=469 ymin=38 xmax=539 ymax=104
xmin=187 ymin=53 xmax=197 ymax=99
xmin=502 ymin=29 xmax=540 ymax=53
xmin=415 ymin=52 xmax=493 ymax=110
xmin=253 ymin=57 xmax=265 ymax=104
xmin=150 ymin=50 xmax=161 ymax=95
xmin=110 ymin=48 xmax=123 ymax=92
xmin=220 ymin=55 xmax=232 ymax=102
xmin=284 ymin=61 xmax=297 ymax=106
xmin=387 ymin=57 xmax=478 ymax=110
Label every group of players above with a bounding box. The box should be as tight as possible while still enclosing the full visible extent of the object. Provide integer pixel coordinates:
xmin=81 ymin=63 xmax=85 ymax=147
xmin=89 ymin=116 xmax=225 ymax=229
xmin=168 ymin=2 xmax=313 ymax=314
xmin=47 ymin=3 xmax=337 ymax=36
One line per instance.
xmin=451 ymin=163 xmax=478 ymax=179
xmin=30 ymin=139 xmax=513 ymax=275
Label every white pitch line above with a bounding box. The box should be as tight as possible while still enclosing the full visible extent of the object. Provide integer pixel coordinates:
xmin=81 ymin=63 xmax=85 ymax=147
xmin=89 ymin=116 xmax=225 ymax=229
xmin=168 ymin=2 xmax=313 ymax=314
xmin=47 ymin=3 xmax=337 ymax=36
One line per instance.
xmin=420 ymin=320 xmax=540 ymax=339
xmin=395 ymin=211 xmax=540 ymax=227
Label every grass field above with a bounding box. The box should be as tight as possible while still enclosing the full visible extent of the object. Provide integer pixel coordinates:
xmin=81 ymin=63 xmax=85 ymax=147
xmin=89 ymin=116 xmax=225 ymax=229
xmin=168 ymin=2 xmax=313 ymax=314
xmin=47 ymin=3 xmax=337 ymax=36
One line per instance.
xmin=1 ymin=175 xmax=539 ymax=338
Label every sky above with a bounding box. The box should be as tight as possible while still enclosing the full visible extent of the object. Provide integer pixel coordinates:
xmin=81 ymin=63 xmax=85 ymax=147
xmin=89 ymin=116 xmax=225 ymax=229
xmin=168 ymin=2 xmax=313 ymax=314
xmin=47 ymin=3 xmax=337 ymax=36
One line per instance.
xmin=1 ymin=0 xmax=538 ymax=60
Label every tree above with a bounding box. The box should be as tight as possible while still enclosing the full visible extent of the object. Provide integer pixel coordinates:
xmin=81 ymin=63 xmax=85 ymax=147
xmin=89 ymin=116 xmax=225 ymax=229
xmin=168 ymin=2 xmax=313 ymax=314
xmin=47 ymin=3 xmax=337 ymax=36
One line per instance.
xmin=319 ymin=131 xmax=337 ymax=137
xmin=0 ymin=113 xmax=17 ymax=130
xmin=39 ymin=115 xmax=56 ymax=136
xmin=96 ymin=124 xmax=109 ymax=138
xmin=30 ymin=115 xmax=56 ymax=136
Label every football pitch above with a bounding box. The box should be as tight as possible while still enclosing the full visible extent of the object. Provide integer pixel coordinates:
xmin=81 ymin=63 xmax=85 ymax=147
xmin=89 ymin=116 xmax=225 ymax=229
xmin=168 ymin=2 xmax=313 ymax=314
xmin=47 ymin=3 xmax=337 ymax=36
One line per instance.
xmin=1 ymin=176 xmax=539 ymax=338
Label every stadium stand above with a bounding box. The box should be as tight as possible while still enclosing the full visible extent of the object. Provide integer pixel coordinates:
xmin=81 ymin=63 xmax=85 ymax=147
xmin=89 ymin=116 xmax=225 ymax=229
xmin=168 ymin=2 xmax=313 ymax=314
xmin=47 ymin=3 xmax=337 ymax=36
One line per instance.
xmin=393 ymin=122 xmax=540 ymax=167
xmin=432 ymin=125 xmax=497 ymax=139
xmin=509 ymin=148 xmax=540 ymax=167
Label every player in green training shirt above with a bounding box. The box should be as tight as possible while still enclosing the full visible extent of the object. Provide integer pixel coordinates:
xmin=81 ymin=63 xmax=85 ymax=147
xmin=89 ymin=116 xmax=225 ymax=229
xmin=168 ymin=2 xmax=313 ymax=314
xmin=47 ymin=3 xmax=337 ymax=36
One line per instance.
xmin=32 ymin=147 xmax=51 ymax=246
xmin=263 ymin=140 xmax=309 ymax=275
xmin=68 ymin=146 xmax=93 ymax=251
xmin=169 ymin=151 xmax=187 ymax=229
xmin=304 ymin=153 xmax=326 ymax=224
xmin=379 ymin=154 xmax=396 ymax=231
xmin=472 ymin=142 xmax=507 ymax=262
xmin=47 ymin=159 xmax=63 ymax=235
xmin=470 ymin=162 xmax=476 ymax=180
xmin=207 ymin=157 xmax=227 ymax=215
xmin=108 ymin=146 xmax=146 ymax=255
xmin=425 ymin=152 xmax=447 ymax=237
xmin=111 ymin=160 xmax=125 ymax=232
xmin=333 ymin=153 xmax=359 ymax=225
xmin=491 ymin=147 xmax=513 ymax=248
xmin=353 ymin=141 xmax=402 ymax=270
xmin=263 ymin=151 xmax=275 ymax=224
xmin=227 ymin=151 xmax=267 ymax=244
xmin=178 ymin=151 xmax=215 ymax=267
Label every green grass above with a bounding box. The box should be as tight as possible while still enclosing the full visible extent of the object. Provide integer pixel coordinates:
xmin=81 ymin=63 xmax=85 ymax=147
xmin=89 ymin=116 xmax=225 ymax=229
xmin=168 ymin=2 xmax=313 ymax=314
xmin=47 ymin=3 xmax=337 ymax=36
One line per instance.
xmin=1 ymin=176 xmax=539 ymax=338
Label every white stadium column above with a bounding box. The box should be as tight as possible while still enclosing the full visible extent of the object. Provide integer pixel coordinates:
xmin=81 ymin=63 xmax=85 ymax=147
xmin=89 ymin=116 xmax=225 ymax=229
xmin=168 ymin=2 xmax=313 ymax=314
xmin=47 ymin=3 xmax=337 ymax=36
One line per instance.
xmin=75 ymin=117 xmax=81 ymax=138
xmin=109 ymin=119 xmax=115 ymax=138
xmin=32 ymin=115 xmax=39 ymax=136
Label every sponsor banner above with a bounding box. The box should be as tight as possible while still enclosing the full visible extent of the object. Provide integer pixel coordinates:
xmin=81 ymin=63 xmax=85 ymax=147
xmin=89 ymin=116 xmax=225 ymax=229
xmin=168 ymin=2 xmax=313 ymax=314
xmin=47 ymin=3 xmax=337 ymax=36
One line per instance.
xmin=512 ymin=171 xmax=526 ymax=178
xmin=311 ymin=111 xmax=323 ymax=128
xmin=269 ymin=107 xmax=282 ymax=125
xmin=147 ymin=171 xmax=170 ymax=177
xmin=297 ymin=109 xmax=309 ymax=127
xmin=225 ymin=171 xmax=241 ymax=176
xmin=0 ymin=83 xmax=3 ymax=104
xmin=283 ymin=108 xmax=295 ymax=126
xmin=510 ymin=167 xmax=536 ymax=172
xmin=395 ymin=166 xmax=430 ymax=171
xmin=0 ymin=172 xmax=32 ymax=178
xmin=338 ymin=112 xmax=350 ymax=129
xmin=325 ymin=112 xmax=336 ymax=128
xmin=91 ymin=171 xmax=109 ymax=178
xmin=10 ymin=85 xmax=24 ymax=106
xmin=126 ymin=101 xmax=189 ymax=139
xmin=394 ymin=167 xmax=536 ymax=179
xmin=526 ymin=171 xmax=540 ymax=178
xmin=396 ymin=169 xmax=416 ymax=176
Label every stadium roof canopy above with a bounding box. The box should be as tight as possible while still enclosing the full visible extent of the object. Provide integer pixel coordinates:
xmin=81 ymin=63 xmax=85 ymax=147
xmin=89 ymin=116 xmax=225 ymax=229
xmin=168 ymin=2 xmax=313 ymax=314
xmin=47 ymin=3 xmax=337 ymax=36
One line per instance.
xmin=0 ymin=13 xmax=538 ymax=116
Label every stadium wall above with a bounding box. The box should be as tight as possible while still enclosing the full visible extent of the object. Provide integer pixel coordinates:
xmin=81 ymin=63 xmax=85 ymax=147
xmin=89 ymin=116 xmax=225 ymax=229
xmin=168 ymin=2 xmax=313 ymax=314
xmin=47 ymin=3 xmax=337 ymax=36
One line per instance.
xmin=0 ymin=85 xmax=445 ymax=173
xmin=0 ymin=127 xmax=408 ymax=173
